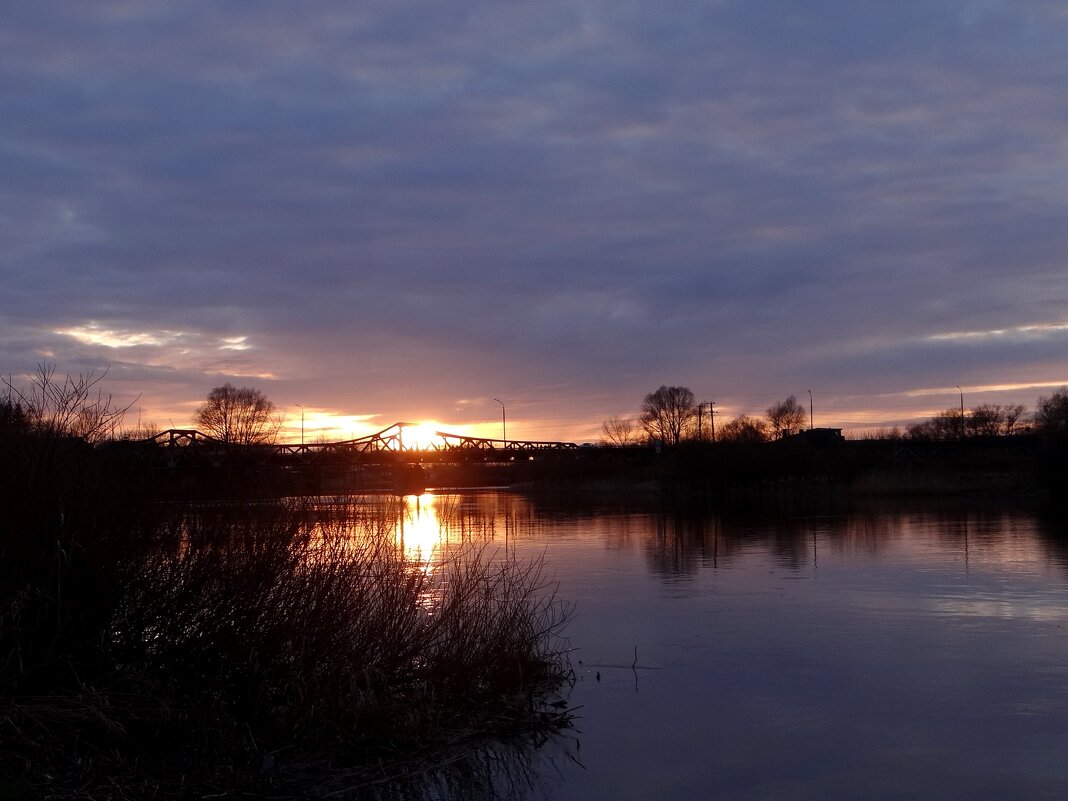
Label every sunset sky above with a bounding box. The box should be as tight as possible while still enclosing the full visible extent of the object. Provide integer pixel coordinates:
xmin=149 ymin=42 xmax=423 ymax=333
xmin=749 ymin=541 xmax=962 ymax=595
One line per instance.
xmin=3 ymin=2 xmax=1067 ymax=443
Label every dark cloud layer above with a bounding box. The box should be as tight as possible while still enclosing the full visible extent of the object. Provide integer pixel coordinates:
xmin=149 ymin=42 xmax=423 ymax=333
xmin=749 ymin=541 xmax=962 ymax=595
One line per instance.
xmin=3 ymin=1 xmax=1068 ymax=439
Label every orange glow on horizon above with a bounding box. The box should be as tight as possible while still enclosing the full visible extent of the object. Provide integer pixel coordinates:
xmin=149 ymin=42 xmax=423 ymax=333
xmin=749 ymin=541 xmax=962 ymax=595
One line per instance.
xmin=280 ymin=411 xmax=511 ymax=446
xmin=399 ymin=422 xmax=450 ymax=450
xmin=281 ymin=409 xmax=381 ymax=443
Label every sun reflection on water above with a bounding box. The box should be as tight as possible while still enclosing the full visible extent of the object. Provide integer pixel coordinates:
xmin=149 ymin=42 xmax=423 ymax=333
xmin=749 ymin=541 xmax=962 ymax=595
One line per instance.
xmin=396 ymin=493 xmax=443 ymax=563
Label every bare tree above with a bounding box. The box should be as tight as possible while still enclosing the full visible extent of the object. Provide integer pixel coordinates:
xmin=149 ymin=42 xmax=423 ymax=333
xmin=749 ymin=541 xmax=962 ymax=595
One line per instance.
xmin=719 ymin=415 xmax=770 ymax=444
xmin=639 ymin=386 xmax=696 ymax=445
xmin=193 ymin=383 xmax=281 ymax=444
xmin=911 ymin=403 xmax=1029 ymax=439
xmin=967 ymin=404 xmax=1003 ymax=436
xmin=907 ymin=409 xmax=961 ymax=440
xmin=967 ymin=403 xmax=1027 ymax=436
xmin=2 ymin=363 xmax=133 ymax=443
xmin=1002 ymin=403 xmax=1026 ymax=434
xmin=600 ymin=416 xmax=640 ymax=446
xmin=1035 ymin=388 xmax=1068 ymax=434
xmin=765 ymin=395 xmax=807 ymax=439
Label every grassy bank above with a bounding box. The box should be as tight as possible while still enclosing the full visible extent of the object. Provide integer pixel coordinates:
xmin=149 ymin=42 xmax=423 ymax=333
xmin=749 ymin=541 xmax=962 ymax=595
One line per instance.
xmin=1 ymin=431 xmax=573 ymax=798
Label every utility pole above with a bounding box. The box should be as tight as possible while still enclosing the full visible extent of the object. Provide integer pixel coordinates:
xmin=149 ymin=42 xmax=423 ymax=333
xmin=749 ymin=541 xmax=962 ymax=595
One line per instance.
xmin=808 ymin=389 xmax=813 ymax=430
xmin=697 ymin=402 xmax=705 ymax=440
xmin=709 ymin=401 xmax=716 ymax=443
xmin=295 ymin=403 xmax=304 ymax=446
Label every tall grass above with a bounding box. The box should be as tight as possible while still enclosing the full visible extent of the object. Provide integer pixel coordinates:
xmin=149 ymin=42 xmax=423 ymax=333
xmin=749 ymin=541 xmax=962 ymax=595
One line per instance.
xmin=1 ymin=437 xmax=572 ymax=797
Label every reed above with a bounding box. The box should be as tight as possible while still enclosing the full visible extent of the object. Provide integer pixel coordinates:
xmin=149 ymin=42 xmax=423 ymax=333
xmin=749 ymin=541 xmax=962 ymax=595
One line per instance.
xmin=1 ymin=439 xmax=572 ymax=797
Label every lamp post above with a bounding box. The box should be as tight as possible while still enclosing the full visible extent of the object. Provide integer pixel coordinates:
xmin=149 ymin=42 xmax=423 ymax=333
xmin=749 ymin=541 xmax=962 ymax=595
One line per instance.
xmin=493 ymin=397 xmax=507 ymax=447
xmin=295 ymin=403 xmax=304 ymax=446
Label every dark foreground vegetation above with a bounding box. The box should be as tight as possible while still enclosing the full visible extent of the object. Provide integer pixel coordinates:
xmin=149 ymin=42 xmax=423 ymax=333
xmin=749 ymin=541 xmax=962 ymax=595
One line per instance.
xmin=0 ymin=375 xmax=573 ymax=799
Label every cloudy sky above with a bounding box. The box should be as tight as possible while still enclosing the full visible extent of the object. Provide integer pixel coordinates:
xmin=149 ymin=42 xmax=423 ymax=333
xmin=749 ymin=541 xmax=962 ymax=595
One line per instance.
xmin=3 ymin=1 xmax=1067 ymax=442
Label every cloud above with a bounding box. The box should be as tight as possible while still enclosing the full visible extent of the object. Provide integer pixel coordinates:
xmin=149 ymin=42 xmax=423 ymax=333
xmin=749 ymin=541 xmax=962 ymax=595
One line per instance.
xmin=54 ymin=323 xmax=186 ymax=349
xmin=4 ymin=1 xmax=1068 ymax=436
xmin=926 ymin=322 xmax=1068 ymax=343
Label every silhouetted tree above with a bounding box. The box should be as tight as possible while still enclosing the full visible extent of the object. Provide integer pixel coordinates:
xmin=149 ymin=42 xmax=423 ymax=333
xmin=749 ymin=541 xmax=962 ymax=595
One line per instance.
xmin=640 ymin=386 xmax=695 ymax=445
xmin=600 ymin=416 xmax=640 ymax=446
xmin=907 ymin=409 xmax=962 ymax=440
xmin=193 ymin=383 xmax=281 ymax=444
xmin=1035 ymin=388 xmax=1068 ymax=434
xmin=0 ymin=397 xmax=29 ymax=433
xmin=910 ymin=403 xmax=1029 ymax=439
xmin=967 ymin=403 xmax=1027 ymax=436
xmin=719 ymin=415 xmax=770 ymax=444
xmin=1001 ymin=403 xmax=1027 ymax=434
xmin=2 ymin=363 xmax=132 ymax=442
xmin=765 ymin=395 xmax=807 ymax=438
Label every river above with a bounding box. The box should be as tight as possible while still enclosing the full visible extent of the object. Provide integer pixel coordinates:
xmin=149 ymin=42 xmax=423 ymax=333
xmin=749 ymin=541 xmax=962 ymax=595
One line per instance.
xmin=388 ymin=491 xmax=1068 ymax=800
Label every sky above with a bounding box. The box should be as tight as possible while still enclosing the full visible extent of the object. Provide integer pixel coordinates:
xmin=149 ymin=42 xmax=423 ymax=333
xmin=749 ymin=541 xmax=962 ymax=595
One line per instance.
xmin=3 ymin=1 xmax=1068 ymax=443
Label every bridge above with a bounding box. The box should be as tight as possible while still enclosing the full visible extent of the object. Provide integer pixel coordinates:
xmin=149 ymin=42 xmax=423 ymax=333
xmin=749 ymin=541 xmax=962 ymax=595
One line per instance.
xmin=132 ymin=422 xmax=580 ymax=469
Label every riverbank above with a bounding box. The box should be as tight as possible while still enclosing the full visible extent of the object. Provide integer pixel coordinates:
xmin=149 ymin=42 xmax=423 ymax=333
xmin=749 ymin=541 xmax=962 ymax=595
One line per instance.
xmin=523 ymin=434 xmax=1062 ymax=508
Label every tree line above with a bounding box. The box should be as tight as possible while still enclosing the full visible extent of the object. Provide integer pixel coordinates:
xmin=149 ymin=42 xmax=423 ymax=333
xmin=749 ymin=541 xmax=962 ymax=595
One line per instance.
xmin=6 ymin=366 xmax=1068 ymax=449
xmin=601 ymin=386 xmax=812 ymax=446
xmin=600 ymin=385 xmax=1068 ymax=446
xmin=903 ymin=389 xmax=1068 ymax=440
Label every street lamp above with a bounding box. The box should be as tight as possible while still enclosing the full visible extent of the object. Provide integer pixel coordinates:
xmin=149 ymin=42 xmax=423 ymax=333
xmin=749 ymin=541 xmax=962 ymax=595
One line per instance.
xmin=295 ymin=403 xmax=304 ymax=446
xmin=493 ymin=397 xmax=507 ymax=447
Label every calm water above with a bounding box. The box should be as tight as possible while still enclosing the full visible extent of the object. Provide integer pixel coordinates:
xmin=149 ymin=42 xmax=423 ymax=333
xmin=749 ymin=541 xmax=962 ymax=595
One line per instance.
xmin=394 ymin=491 xmax=1068 ymax=801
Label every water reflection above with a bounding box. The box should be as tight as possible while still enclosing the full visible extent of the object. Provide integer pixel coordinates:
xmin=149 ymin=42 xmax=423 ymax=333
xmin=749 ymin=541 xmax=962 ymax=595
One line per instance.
xmin=396 ymin=493 xmax=443 ymax=562
xmin=376 ymin=491 xmax=1068 ymax=585
xmin=625 ymin=506 xmax=1068 ymax=581
xmin=281 ymin=493 xmax=1068 ymax=801
xmin=382 ymin=492 xmax=1068 ymax=801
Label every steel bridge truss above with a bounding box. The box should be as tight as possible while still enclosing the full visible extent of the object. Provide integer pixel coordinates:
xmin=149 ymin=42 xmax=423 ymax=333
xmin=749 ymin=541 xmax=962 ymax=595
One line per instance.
xmin=138 ymin=422 xmax=577 ymax=468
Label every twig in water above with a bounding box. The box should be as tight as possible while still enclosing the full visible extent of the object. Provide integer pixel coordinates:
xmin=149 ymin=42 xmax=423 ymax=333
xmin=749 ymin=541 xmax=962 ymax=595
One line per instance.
xmin=588 ymin=645 xmax=660 ymax=671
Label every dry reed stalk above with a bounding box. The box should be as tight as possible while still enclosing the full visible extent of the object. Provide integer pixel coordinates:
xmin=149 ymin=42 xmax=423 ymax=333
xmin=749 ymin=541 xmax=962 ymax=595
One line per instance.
xmin=2 ymin=492 xmax=573 ymax=799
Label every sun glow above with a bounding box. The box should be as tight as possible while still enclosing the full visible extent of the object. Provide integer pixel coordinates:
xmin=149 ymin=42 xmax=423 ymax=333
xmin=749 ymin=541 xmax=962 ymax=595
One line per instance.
xmin=396 ymin=493 xmax=443 ymax=562
xmin=283 ymin=410 xmax=380 ymax=443
xmin=282 ymin=415 xmax=483 ymax=446
xmin=399 ymin=422 xmax=448 ymax=450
